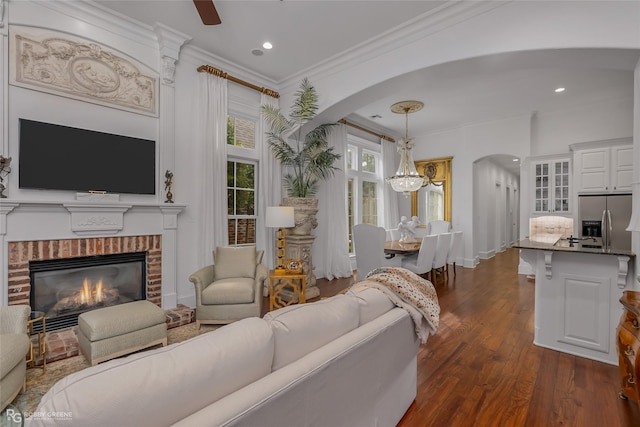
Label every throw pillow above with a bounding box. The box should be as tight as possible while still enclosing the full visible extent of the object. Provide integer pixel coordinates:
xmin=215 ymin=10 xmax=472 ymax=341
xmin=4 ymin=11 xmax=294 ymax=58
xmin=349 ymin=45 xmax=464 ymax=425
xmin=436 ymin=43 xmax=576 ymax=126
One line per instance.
xmin=213 ymin=246 xmax=257 ymax=280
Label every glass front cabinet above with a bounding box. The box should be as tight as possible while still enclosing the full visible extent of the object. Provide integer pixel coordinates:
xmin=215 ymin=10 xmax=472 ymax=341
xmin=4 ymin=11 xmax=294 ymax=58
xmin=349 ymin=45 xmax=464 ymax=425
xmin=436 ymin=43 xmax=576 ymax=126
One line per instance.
xmin=532 ymin=157 xmax=571 ymax=214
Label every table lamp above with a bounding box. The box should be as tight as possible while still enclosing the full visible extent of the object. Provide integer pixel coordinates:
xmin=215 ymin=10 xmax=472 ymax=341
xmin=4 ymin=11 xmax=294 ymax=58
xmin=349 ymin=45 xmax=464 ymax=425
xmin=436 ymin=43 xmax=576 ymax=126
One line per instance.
xmin=265 ymin=206 xmax=295 ymax=274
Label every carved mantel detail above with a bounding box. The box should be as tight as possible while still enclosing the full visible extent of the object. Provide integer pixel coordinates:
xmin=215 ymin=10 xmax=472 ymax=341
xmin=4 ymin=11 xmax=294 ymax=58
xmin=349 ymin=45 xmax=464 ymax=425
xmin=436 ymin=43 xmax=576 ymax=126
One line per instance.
xmin=64 ymin=203 xmax=131 ymax=236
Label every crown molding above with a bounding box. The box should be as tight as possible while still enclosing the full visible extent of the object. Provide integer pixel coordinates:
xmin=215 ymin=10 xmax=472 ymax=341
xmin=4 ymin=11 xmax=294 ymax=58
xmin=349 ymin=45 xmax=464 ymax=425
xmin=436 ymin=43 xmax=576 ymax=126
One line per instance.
xmin=278 ymin=0 xmax=510 ymax=93
xmin=29 ymin=0 xmax=158 ymax=50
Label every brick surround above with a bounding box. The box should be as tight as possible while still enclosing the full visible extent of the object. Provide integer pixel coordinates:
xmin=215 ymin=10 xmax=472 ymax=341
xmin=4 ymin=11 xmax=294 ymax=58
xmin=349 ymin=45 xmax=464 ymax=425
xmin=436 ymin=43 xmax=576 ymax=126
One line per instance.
xmin=7 ymin=235 xmax=162 ymax=308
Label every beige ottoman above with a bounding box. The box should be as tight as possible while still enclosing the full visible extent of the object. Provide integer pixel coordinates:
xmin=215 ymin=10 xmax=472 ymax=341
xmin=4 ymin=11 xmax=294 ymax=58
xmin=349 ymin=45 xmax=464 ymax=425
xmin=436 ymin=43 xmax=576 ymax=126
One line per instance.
xmin=78 ymin=300 xmax=167 ymax=366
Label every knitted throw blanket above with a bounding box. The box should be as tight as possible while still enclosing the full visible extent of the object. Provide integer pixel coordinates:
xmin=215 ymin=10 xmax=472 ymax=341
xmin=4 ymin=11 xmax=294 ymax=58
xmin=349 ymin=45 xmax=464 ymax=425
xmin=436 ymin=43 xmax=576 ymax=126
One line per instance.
xmin=352 ymin=267 xmax=440 ymax=344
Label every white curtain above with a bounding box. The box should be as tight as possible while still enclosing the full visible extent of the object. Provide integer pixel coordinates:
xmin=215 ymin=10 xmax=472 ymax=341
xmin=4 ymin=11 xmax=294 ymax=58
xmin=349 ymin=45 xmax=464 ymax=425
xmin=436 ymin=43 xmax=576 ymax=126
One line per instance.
xmin=313 ymin=123 xmax=353 ymax=280
xmin=382 ymin=138 xmax=400 ymax=229
xmin=196 ymin=72 xmax=228 ymax=266
xmin=258 ymin=93 xmax=282 ymax=271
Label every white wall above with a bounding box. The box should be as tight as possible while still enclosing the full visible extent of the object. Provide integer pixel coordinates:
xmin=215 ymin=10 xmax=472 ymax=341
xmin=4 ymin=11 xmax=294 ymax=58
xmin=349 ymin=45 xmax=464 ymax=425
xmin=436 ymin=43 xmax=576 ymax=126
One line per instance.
xmin=532 ymin=97 xmax=634 ymax=156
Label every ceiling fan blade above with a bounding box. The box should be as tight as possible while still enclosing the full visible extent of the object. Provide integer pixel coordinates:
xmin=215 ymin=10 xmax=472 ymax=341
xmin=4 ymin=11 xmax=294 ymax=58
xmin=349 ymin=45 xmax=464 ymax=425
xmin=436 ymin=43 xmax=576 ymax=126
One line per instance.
xmin=193 ymin=0 xmax=221 ymax=25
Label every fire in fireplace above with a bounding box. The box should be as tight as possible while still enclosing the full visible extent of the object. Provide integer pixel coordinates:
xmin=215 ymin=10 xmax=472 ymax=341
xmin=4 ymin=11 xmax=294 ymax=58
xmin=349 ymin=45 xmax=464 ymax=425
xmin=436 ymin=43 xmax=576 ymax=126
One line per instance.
xmin=29 ymin=252 xmax=147 ymax=331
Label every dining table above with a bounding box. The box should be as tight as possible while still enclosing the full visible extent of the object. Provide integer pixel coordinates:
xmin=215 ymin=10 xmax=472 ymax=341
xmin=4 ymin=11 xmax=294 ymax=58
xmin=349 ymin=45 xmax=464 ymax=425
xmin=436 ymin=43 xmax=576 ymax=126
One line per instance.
xmin=384 ymin=240 xmax=421 ymax=257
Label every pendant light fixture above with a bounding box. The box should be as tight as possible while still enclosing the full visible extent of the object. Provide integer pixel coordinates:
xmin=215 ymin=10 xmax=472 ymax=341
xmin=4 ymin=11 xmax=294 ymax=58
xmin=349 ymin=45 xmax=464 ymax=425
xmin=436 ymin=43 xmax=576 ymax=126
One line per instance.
xmin=386 ymin=100 xmax=425 ymax=195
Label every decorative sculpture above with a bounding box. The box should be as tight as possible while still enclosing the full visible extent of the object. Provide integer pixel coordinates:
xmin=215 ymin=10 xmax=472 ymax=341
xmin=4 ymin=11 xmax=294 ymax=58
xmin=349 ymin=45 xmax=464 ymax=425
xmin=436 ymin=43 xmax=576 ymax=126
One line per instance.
xmin=164 ymin=170 xmax=174 ymax=203
xmin=398 ymin=215 xmax=418 ymax=243
xmin=0 ymin=155 xmax=12 ymax=198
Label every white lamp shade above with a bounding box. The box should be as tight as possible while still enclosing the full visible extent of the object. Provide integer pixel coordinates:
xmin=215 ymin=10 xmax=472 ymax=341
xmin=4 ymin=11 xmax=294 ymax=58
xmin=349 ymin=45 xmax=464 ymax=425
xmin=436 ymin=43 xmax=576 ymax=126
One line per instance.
xmin=265 ymin=206 xmax=295 ymax=228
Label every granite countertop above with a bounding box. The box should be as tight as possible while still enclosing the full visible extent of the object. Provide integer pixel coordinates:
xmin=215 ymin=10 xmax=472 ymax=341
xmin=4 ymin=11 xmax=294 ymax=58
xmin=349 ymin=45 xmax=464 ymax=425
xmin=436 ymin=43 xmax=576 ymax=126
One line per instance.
xmin=514 ymin=237 xmax=635 ymax=257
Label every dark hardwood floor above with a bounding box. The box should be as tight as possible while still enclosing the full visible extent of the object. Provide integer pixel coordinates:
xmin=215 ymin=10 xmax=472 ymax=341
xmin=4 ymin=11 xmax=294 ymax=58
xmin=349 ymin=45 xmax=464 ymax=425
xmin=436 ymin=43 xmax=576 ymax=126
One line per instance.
xmin=284 ymin=248 xmax=640 ymax=427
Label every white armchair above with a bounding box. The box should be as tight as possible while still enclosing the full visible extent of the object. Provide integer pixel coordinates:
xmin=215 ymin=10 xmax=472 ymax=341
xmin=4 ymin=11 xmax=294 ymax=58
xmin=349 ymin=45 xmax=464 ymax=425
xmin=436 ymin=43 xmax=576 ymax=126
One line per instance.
xmin=1 ymin=305 xmax=31 ymax=411
xmin=189 ymin=246 xmax=268 ymax=329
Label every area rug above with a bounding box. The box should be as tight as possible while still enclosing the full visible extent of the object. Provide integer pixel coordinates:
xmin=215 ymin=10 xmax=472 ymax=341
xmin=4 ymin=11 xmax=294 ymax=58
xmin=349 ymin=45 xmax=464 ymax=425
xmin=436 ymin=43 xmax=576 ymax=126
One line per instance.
xmin=12 ymin=322 xmax=218 ymax=415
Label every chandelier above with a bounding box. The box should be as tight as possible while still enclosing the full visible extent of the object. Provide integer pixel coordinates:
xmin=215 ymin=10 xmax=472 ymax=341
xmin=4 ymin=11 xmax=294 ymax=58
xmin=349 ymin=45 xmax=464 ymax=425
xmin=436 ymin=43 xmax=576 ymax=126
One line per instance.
xmin=386 ymin=100 xmax=425 ymax=195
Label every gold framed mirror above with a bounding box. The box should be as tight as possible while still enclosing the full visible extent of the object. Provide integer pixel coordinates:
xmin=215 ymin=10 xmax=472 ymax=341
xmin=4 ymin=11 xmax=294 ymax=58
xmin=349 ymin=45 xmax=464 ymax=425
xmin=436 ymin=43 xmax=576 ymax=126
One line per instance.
xmin=411 ymin=156 xmax=452 ymax=224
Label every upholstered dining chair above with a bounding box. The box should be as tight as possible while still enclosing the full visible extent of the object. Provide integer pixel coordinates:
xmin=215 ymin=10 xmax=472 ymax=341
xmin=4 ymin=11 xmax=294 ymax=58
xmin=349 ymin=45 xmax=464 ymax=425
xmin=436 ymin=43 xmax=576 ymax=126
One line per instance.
xmin=189 ymin=246 xmax=268 ymax=329
xmin=401 ymin=234 xmax=438 ymax=281
xmin=385 ymin=228 xmax=401 ymax=242
xmin=446 ymin=231 xmax=464 ymax=277
xmin=427 ymin=220 xmax=451 ymax=235
xmin=353 ymin=224 xmax=401 ymax=280
xmin=432 ymin=232 xmax=452 ymax=285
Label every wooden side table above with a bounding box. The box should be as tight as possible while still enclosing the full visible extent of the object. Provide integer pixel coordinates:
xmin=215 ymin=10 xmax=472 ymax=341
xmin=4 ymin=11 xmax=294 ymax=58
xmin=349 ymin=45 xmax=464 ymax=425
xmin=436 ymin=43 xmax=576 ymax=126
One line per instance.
xmin=26 ymin=310 xmax=47 ymax=379
xmin=269 ymin=270 xmax=306 ymax=311
xmin=617 ymin=290 xmax=640 ymax=405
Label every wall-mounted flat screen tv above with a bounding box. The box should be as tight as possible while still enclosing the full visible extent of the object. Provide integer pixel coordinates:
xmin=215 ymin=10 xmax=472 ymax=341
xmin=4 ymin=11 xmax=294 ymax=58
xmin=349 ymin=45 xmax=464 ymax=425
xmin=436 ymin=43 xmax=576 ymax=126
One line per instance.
xmin=19 ymin=119 xmax=156 ymax=195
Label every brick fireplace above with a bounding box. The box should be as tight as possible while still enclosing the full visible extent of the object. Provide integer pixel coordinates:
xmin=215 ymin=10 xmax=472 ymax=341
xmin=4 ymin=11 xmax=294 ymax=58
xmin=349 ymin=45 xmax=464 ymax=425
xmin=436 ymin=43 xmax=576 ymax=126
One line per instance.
xmin=1 ymin=200 xmax=189 ymax=362
xmin=8 ymin=235 xmax=162 ymax=313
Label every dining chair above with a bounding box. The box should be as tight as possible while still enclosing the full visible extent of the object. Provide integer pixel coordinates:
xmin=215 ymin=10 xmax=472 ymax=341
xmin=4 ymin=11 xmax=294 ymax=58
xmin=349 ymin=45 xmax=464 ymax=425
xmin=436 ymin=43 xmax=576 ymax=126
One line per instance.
xmin=385 ymin=228 xmax=401 ymax=242
xmin=427 ymin=220 xmax=451 ymax=235
xmin=432 ymin=232 xmax=452 ymax=285
xmin=353 ymin=224 xmax=401 ymax=280
xmin=401 ymin=234 xmax=438 ymax=281
xmin=446 ymin=231 xmax=464 ymax=277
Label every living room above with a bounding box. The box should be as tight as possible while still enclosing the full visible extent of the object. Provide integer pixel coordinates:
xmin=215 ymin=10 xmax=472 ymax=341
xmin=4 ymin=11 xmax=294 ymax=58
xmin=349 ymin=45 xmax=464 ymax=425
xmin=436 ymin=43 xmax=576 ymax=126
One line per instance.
xmin=1 ymin=0 xmax=640 ymax=425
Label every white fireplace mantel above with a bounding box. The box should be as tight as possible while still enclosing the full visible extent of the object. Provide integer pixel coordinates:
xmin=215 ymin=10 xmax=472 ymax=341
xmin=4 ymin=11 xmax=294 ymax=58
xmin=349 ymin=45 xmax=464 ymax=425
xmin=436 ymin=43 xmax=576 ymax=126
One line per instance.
xmin=0 ymin=198 xmax=186 ymax=307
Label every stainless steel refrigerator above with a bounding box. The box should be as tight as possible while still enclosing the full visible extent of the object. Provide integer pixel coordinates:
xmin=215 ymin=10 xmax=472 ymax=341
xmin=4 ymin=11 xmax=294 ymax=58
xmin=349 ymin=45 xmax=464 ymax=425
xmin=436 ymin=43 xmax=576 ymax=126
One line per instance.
xmin=578 ymin=194 xmax=632 ymax=250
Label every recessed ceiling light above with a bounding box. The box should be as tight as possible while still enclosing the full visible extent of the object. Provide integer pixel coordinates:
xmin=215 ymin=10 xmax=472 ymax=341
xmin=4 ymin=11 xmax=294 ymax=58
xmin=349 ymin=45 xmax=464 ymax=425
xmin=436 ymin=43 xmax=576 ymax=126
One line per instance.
xmin=262 ymin=41 xmax=273 ymax=50
xmin=251 ymin=49 xmax=263 ymax=56
xmin=554 ymin=87 xmax=566 ymax=93
xmin=512 ymin=158 xmax=519 ymax=162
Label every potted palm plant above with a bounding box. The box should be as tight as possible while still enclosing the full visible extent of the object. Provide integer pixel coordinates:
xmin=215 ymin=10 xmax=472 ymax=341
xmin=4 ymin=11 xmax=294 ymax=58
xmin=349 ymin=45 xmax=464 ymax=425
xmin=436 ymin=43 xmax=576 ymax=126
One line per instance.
xmin=262 ymin=78 xmax=340 ymax=235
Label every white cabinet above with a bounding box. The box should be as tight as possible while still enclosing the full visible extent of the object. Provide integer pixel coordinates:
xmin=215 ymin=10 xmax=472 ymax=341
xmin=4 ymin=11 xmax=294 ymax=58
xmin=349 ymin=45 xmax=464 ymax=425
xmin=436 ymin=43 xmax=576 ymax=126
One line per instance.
xmin=532 ymin=157 xmax=571 ymax=214
xmin=573 ymin=142 xmax=633 ymax=194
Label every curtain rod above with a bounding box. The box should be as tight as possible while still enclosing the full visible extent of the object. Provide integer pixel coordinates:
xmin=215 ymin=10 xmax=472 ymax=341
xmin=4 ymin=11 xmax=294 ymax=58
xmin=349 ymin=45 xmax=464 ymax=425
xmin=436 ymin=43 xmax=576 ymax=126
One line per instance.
xmin=197 ymin=65 xmax=280 ymax=99
xmin=338 ymin=119 xmax=395 ymax=143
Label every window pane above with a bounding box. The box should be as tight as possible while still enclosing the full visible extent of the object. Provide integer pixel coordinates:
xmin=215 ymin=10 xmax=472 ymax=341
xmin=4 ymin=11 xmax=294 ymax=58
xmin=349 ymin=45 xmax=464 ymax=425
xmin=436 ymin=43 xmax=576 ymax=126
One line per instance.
xmin=227 ymin=116 xmax=256 ymax=149
xmin=362 ymin=181 xmax=378 ymax=225
xmin=228 ymin=219 xmax=237 ymax=245
xmin=348 ymin=178 xmax=354 ymax=253
xmin=235 ymin=190 xmax=255 ymax=215
xmin=347 ymin=147 xmax=355 ymax=170
xmin=236 ymin=163 xmax=255 ymax=188
xmin=227 ymin=161 xmax=234 ymax=187
xmin=227 ymin=189 xmax=234 ymax=215
xmin=236 ymin=219 xmax=256 ymax=244
xmin=362 ymin=152 xmax=376 ymax=173
xmin=227 ymin=116 xmax=235 ymax=146
xmin=235 ymin=117 xmax=256 ymax=149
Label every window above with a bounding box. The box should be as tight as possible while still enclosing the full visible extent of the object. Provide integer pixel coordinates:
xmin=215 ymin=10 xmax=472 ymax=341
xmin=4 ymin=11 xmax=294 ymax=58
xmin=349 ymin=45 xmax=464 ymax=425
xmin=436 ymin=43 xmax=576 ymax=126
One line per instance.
xmin=227 ymin=115 xmax=255 ymax=149
xmin=346 ymin=136 xmax=384 ymax=253
xmin=227 ymin=160 xmax=256 ymax=245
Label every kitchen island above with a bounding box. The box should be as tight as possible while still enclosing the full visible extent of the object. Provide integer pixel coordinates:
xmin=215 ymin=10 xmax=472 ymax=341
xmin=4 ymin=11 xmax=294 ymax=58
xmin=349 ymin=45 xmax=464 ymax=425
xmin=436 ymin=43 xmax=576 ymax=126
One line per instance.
xmin=514 ymin=237 xmax=635 ymax=365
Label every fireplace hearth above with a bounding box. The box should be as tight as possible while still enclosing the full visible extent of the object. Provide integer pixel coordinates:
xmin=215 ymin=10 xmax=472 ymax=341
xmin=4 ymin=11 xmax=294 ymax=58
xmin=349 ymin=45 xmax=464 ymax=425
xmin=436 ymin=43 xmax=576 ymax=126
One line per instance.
xmin=29 ymin=252 xmax=146 ymax=331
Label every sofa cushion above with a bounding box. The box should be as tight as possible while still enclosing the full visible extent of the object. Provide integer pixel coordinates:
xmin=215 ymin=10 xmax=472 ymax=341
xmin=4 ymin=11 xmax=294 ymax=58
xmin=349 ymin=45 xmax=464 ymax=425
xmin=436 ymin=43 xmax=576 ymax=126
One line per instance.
xmin=0 ymin=334 xmax=30 ymax=378
xmin=346 ymin=287 xmax=395 ymax=325
xmin=214 ymin=246 xmax=257 ymax=280
xmin=33 ymin=317 xmax=274 ymax=427
xmin=201 ymin=277 xmax=255 ymax=305
xmin=264 ymin=295 xmax=359 ymax=371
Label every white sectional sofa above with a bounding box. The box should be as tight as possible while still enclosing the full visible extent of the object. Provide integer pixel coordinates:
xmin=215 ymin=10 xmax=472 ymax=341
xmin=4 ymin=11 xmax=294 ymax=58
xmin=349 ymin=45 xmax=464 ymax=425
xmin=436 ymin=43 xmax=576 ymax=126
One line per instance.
xmin=27 ymin=287 xmax=423 ymax=427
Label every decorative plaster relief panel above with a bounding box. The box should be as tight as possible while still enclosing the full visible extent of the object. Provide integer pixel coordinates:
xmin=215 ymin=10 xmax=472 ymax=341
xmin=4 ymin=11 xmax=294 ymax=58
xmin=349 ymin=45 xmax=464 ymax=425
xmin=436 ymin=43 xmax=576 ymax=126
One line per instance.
xmin=10 ymin=26 xmax=158 ymax=116
xmin=64 ymin=203 xmax=131 ymax=236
